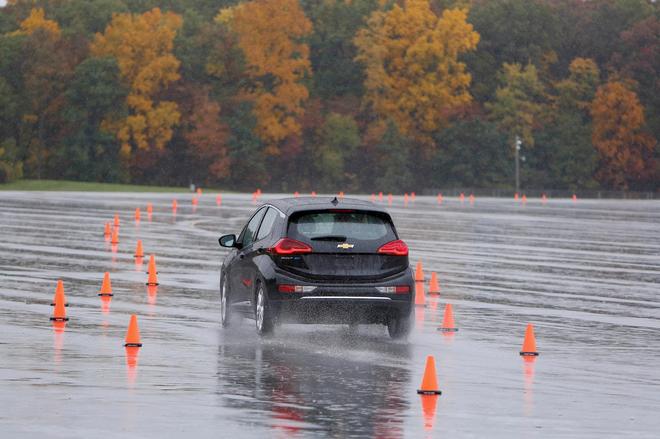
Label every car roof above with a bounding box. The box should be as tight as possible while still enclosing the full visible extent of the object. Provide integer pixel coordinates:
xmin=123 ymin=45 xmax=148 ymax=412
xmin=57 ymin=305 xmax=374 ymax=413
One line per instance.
xmin=264 ymin=197 xmax=389 ymax=216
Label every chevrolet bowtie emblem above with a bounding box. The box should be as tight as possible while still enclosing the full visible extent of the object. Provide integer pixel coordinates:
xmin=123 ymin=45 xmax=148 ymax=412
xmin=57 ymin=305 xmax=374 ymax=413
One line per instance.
xmin=337 ymin=243 xmax=354 ymax=249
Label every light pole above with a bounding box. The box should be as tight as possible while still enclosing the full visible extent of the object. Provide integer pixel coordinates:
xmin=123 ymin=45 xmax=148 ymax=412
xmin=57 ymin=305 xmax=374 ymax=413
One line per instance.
xmin=515 ymin=136 xmax=521 ymax=194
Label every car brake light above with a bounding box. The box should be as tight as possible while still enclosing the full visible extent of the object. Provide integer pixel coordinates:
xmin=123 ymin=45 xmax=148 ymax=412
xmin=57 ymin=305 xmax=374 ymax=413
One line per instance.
xmin=268 ymin=238 xmax=313 ymax=255
xmin=377 ymin=239 xmax=408 ymax=256
xmin=278 ymin=284 xmax=317 ymax=293
xmin=376 ymin=286 xmax=410 ymax=294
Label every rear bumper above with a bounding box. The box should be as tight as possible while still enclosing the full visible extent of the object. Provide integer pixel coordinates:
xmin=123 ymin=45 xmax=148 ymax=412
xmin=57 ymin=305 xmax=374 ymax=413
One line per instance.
xmin=266 ymin=269 xmax=414 ymax=324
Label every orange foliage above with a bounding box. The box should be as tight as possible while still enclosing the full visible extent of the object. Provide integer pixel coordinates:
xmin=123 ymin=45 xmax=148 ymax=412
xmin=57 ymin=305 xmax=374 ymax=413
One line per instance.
xmin=91 ymin=8 xmax=182 ymax=155
xmin=591 ymin=81 xmax=656 ymax=189
xmin=355 ymin=1 xmax=479 ymax=149
xmin=13 ymin=8 xmax=61 ymax=38
xmin=217 ymin=0 xmax=312 ymax=154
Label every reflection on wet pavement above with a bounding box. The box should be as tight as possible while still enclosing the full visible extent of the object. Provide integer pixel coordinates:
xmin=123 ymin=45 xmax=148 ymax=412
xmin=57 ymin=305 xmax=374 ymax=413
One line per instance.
xmin=1 ymin=192 xmax=659 ymax=437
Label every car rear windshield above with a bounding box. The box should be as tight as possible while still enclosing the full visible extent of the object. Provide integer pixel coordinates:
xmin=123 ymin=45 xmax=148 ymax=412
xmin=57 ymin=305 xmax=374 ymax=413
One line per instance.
xmin=288 ymin=210 xmax=396 ymax=243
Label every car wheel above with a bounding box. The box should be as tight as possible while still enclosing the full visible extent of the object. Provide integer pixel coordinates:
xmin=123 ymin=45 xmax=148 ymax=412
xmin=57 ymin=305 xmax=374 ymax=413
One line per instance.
xmin=387 ymin=310 xmax=412 ymax=340
xmin=255 ymin=282 xmax=274 ymax=336
xmin=220 ymin=275 xmax=233 ymax=328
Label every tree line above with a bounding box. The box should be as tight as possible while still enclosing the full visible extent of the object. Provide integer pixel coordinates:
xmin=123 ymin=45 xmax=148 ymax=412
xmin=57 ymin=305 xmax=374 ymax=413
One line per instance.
xmin=0 ymin=0 xmax=658 ymax=192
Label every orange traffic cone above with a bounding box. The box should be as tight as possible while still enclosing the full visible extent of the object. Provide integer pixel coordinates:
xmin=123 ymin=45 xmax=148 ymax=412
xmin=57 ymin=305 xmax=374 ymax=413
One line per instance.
xmin=146 ymin=254 xmax=159 ymax=286
xmin=404 ymin=193 xmax=409 ymax=207
xmin=437 ymin=193 xmax=443 ymax=205
xmin=522 ymin=194 xmax=527 ymax=204
xmin=417 ymin=355 xmax=442 ymax=395
xmin=437 ymin=303 xmax=458 ymax=332
xmin=98 ymin=271 xmax=113 ymax=296
xmin=514 ymin=192 xmax=519 ymax=201
xmin=294 ymin=191 xmax=299 ymax=198
xmin=428 ymin=272 xmax=441 ymax=295
xmin=172 ymin=199 xmax=178 ymax=213
xmin=124 ymin=314 xmax=142 ymax=347
xmin=469 ymin=194 xmax=475 ymax=205
xmin=311 ymin=191 xmax=317 ymax=197
xmin=134 ymin=240 xmax=144 ymax=258
xmin=459 ymin=192 xmax=465 ymax=203
xmin=415 ymin=261 xmax=424 ymax=282
xmin=192 ymin=197 xmax=198 ymax=206
xmin=411 ymin=192 xmax=416 ymax=202
xmin=572 ymin=194 xmax=577 ymax=202
xmin=113 ymin=213 xmax=120 ymax=228
xmin=197 ymin=187 xmax=202 ymax=195
xmin=520 ymin=323 xmax=539 ymax=356
xmin=216 ymin=194 xmax=222 ymax=206
xmin=50 ymin=298 xmax=69 ymax=322
xmin=110 ymin=227 xmax=119 ymax=244
xmin=387 ymin=193 xmax=393 ymax=206
xmin=104 ymin=222 xmax=111 ymax=238
xmin=147 ymin=202 xmax=153 ymax=215
xmin=50 ymin=279 xmax=68 ymax=307
xmin=135 ymin=207 xmax=141 ymax=222
xmin=378 ymin=192 xmax=383 ymax=202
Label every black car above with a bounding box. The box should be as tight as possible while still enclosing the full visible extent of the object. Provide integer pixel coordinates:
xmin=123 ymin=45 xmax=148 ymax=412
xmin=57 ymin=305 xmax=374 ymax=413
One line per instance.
xmin=218 ymin=197 xmax=414 ymax=338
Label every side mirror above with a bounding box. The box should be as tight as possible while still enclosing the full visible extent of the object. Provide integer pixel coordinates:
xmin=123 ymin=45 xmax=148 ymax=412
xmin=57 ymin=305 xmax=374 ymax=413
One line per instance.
xmin=219 ymin=234 xmax=237 ymax=248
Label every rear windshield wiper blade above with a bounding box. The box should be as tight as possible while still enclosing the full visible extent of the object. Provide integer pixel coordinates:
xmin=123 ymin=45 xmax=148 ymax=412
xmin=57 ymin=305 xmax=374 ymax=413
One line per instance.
xmin=310 ymin=235 xmax=348 ymax=241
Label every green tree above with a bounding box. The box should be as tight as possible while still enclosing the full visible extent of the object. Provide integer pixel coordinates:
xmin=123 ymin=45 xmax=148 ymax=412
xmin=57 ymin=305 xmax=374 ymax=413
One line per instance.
xmin=313 ymin=113 xmax=360 ymax=191
xmin=59 ymin=56 xmax=128 ymax=182
xmin=431 ymin=118 xmax=511 ymax=188
xmin=487 ymin=62 xmax=546 ymax=148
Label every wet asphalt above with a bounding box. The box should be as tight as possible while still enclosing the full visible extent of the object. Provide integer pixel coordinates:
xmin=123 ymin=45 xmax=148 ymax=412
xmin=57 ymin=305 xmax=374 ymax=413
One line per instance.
xmin=1 ymin=192 xmax=659 ymax=438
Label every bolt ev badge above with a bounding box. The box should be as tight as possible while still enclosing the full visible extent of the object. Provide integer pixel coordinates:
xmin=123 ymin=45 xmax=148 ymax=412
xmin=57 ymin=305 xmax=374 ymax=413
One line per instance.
xmin=337 ymin=243 xmax=354 ymax=249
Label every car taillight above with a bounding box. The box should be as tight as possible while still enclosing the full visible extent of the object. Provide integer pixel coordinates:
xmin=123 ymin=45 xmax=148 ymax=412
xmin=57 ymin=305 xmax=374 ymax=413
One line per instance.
xmin=376 ymin=286 xmax=410 ymax=294
xmin=377 ymin=239 xmax=408 ymax=256
xmin=268 ymin=238 xmax=313 ymax=255
xmin=277 ymin=284 xmax=317 ymax=293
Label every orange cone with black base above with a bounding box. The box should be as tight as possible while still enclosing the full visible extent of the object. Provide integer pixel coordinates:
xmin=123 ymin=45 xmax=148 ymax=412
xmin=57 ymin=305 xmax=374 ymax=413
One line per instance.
xmin=134 ymin=240 xmax=144 ymax=258
xmin=124 ymin=315 xmax=142 ymax=347
xmin=110 ymin=227 xmax=119 ymax=244
xmin=98 ymin=272 xmax=113 ymax=296
xmin=50 ymin=299 xmax=69 ymax=322
xmin=437 ymin=304 xmax=458 ymax=332
xmin=50 ymin=279 xmax=68 ymax=307
xmin=520 ymin=323 xmax=539 ymax=356
xmin=428 ymin=272 xmax=440 ymax=295
xmin=146 ymin=254 xmax=159 ymax=286
xmin=417 ymin=355 xmax=442 ymax=395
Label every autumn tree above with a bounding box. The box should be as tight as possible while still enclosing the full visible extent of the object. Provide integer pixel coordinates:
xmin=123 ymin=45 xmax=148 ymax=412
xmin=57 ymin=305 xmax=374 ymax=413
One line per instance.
xmin=217 ymin=0 xmax=312 ymax=155
xmin=591 ymin=80 xmax=656 ymax=189
xmin=354 ymin=1 xmax=479 ymax=151
xmin=90 ymin=8 xmax=182 ymax=160
xmin=487 ymin=63 xmax=546 ymax=148
xmin=183 ymin=87 xmax=230 ymax=184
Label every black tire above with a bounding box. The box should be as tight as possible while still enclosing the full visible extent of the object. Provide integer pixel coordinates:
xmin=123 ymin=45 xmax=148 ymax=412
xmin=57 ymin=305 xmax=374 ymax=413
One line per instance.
xmin=220 ymin=274 xmax=233 ymax=328
xmin=254 ymin=282 xmax=274 ymax=336
xmin=387 ymin=309 xmax=413 ymax=340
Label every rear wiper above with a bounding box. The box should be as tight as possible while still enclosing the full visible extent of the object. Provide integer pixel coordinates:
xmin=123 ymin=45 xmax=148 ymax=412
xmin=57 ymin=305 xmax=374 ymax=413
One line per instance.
xmin=310 ymin=235 xmax=347 ymax=241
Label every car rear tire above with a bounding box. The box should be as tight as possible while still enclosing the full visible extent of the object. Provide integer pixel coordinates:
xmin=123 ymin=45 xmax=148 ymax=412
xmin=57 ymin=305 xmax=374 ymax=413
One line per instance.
xmin=387 ymin=310 xmax=412 ymax=340
xmin=255 ymin=282 xmax=274 ymax=336
xmin=220 ymin=275 xmax=233 ymax=328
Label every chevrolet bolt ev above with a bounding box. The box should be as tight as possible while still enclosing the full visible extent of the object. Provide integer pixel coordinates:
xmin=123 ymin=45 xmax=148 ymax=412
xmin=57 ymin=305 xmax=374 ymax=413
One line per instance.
xmin=218 ymin=197 xmax=414 ymax=339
